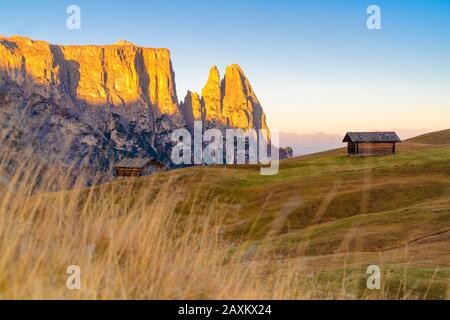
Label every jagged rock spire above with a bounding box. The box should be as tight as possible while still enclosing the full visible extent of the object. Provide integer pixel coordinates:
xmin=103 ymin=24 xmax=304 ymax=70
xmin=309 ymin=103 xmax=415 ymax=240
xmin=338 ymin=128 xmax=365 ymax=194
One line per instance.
xmin=201 ymin=65 xmax=222 ymax=124
xmin=198 ymin=64 xmax=268 ymax=131
xmin=180 ymin=91 xmax=203 ymax=131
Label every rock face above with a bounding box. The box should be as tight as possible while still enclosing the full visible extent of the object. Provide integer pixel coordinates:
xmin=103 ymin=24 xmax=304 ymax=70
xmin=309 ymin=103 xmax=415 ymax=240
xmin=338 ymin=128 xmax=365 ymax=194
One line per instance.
xmin=187 ymin=64 xmax=268 ymax=132
xmin=0 ymin=36 xmax=180 ymax=119
xmin=221 ymin=64 xmax=267 ymax=130
xmin=0 ymin=35 xmax=269 ymax=179
xmin=201 ymin=66 xmax=222 ymax=126
xmin=180 ymin=91 xmax=203 ymax=131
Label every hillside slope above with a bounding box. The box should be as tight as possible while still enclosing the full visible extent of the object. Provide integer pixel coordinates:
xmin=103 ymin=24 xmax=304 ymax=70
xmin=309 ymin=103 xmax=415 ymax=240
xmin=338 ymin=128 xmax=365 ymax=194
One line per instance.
xmin=93 ymin=131 xmax=450 ymax=298
xmin=407 ymin=129 xmax=450 ymax=145
xmin=2 ymin=130 xmax=448 ymax=299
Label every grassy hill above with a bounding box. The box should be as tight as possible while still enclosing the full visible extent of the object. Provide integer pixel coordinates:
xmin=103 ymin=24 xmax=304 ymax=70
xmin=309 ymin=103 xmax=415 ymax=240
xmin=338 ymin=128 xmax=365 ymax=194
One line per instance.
xmin=407 ymin=129 xmax=450 ymax=145
xmin=1 ymin=129 xmax=449 ymax=299
xmin=103 ymin=129 xmax=450 ymax=298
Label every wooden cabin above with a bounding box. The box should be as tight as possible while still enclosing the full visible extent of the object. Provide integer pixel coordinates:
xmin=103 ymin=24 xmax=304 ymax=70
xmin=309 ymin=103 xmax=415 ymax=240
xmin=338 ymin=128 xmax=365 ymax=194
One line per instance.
xmin=343 ymin=132 xmax=401 ymax=156
xmin=113 ymin=157 xmax=168 ymax=178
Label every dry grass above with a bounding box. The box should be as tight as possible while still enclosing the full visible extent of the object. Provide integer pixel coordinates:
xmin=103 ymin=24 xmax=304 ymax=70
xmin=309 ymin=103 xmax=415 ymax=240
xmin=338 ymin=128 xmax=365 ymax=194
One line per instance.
xmin=407 ymin=129 xmax=450 ymax=146
xmin=0 ymin=157 xmax=322 ymax=299
xmin=0 ymin=138 xmax=449 ymax=299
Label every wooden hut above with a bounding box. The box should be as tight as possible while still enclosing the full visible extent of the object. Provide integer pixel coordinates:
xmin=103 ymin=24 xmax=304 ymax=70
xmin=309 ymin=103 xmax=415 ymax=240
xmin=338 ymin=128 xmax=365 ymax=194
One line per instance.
xmin=343 ymin=132 xmax=401 ymax=155
xmin=113 ymin=157 xmax=168 ymax=178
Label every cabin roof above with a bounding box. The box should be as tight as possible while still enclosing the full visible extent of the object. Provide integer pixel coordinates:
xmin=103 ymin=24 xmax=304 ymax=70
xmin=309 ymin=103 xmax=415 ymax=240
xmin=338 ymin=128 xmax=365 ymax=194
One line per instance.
xmin=114 ymin=157 xmax=166 ymax=169
xmin=343 ymin=132 xmax=401 ymax=143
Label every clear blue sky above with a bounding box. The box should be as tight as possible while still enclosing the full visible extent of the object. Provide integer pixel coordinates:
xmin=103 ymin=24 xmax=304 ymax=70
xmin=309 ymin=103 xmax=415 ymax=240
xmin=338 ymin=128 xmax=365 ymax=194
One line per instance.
xmin=1 ymin=0 xmax=449 ymax=134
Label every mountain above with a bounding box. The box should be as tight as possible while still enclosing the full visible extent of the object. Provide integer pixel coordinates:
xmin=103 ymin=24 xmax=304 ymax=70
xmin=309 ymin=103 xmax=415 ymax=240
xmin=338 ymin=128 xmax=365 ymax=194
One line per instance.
xmin=181 ymin=64 xmax=268 ymax=131
xmin=0 ymin=35 xmax=268 ymax=176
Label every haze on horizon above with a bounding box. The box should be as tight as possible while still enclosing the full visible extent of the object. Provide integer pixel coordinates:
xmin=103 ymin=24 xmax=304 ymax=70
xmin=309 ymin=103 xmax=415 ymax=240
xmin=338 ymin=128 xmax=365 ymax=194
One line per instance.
xmin=0 ymin=0 xmax=449 ymax=135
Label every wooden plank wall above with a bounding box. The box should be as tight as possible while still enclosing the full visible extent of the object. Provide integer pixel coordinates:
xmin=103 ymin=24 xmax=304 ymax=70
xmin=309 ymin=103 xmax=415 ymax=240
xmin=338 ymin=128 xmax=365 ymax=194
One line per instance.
xmin=357 ymin=142 xmax=394 ymax=155
xmin=115 ymin=168 xmax=142 ymax=177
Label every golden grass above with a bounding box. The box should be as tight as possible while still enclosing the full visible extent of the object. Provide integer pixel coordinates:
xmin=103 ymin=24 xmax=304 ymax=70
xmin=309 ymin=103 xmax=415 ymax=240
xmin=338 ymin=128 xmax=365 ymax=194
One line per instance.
xmin=0 ymin=140 xmax=449 ymax=299
xmin=0 ymin=158 xmax=318 ymax=299
xmin=407 ymin=129 xmax=450 ymax=146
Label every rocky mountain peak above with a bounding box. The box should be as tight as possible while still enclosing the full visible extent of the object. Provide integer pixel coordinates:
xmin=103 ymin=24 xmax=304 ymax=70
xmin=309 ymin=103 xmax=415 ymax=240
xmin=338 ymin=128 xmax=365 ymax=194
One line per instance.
xmin=115 ymin=40 xmax=135 ymax=46
xmin=0 ymin=35 xmax=269 ymax=177
xmin=201 ymin=65 xmax=222 ymax=124
xmin=180 ymin=91 xmax=203 ymax=131
xmin=182 ymin=63 xmax=268 ymax=131
xmin=221 ymin=64 xmax=266 ymax=130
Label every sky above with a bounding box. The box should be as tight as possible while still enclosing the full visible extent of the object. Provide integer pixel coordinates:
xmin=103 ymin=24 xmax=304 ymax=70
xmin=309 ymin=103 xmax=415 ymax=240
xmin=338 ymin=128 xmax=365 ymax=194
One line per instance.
xmin=0 ymin=0 xmax=449 ymax=135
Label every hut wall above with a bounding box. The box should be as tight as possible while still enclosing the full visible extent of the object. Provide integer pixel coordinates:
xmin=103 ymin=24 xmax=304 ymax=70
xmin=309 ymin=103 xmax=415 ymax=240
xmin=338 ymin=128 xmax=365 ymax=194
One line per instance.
xmin=357 ymin=142 xmax=394 ymax=155
xmin=347 ymin=142 xmax=357 ymax=154
xmin=114 ymin=168 xmax=142 ymax=177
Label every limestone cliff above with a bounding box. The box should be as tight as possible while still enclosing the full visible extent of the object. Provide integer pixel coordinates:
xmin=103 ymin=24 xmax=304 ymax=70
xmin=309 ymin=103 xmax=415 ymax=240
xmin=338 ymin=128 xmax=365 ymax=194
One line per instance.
xmin=0 ymin=35 xmax=269 ymax=176
xmin=221 ymin=64 xmax=268 ymax=131
xmin=184 ymin=64 xmax=268 ymax=132
xmin=0 ymin=36 xmax=180 ymax=120
xmin=180 ymin=91 xmax=203 ymax=131
xmin=201 ymin=66 xmax=222 ymax=125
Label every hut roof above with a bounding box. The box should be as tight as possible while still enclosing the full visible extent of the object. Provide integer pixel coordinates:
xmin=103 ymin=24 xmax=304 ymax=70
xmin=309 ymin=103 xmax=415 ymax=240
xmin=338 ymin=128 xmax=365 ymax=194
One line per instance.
xmin=343 ymin=132 xmax=401 ymax=143
xmin=114 ymin=157 xmax=166 ymax=169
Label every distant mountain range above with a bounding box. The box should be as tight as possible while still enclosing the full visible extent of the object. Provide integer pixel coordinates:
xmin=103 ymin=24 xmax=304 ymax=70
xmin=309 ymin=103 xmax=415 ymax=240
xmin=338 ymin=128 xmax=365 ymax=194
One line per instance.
xmin=279 ymin=132 xmax=343 ymax=156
